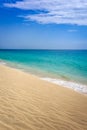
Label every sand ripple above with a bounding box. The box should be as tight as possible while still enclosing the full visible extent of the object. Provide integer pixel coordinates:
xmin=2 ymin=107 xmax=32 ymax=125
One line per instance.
xmin=0 ymin=65 xmax=87 ymax=130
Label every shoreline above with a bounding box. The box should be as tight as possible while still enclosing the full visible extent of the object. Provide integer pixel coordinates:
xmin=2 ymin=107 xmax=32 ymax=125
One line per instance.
xmin=41 ymin=77 xmax=87 ymax=95
xmin=0 ymin=60 xmax=87 ymax=94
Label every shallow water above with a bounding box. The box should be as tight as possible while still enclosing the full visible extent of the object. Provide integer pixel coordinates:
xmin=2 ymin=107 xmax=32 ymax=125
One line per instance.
xmin=0 ymin=50 xmax=87 ymax=93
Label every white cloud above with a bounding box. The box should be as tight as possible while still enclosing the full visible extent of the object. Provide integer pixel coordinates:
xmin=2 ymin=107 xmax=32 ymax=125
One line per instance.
xmin=4 ymin=0 xmax=87 ymax=25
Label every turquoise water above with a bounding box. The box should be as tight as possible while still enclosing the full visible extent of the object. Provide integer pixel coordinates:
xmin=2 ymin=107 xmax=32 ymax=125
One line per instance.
xmin=0 ymin=50 xmax=87 ymax=93
xmin=0 ymin=50 xmax=87 ymax=84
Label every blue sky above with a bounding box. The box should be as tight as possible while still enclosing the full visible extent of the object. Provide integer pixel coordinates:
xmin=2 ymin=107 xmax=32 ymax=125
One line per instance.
xmin=0 ymin=0 xmax=87 ymax=49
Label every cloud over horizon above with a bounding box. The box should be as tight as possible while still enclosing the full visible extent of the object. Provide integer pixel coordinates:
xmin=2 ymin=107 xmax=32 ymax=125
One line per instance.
xmin=4 ymin=0 xmax=87 ymax=25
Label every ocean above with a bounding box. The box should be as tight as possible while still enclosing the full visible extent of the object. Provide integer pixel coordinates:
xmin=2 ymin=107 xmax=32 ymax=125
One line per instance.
xmin=0 ymin=50 xmax=87 ymax=94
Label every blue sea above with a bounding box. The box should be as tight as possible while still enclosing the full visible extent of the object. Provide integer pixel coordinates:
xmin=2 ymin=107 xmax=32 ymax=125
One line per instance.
xmin=0 ymin=50 xmax=87 ymax=94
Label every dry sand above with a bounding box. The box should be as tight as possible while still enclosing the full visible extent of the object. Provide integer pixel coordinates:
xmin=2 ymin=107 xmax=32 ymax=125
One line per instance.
xmin=0 ymin=64 xmax=87 ymax=130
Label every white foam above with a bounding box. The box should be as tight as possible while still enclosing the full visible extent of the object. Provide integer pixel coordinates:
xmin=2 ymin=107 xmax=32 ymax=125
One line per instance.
xmin=0 ymin=60 xmax=6 ymax=65
xmin=0 ymin=59 xmax=87 ymax=94
xmin=41 ymin=77 xmax=87 ymax=94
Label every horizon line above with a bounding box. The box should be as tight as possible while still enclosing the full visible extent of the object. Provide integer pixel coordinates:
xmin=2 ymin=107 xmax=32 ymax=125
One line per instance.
xmin=0 ymin=49 xmax=87 ymax=51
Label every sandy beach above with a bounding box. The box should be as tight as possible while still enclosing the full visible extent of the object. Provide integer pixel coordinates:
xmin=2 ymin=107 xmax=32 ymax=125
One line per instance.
xmin=0 ymin=64 xmax=87 ymax=130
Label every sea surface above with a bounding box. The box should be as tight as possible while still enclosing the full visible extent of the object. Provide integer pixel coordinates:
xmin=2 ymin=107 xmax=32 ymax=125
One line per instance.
xmin=0 ymin=50 xmax=87 ymax=94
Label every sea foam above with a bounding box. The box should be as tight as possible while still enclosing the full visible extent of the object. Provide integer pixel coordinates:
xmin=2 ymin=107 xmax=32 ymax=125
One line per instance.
xmin=0 ymin=60 xmax=6 ymax=65
xmin=41 ymin=77 xmax=87 ymax=94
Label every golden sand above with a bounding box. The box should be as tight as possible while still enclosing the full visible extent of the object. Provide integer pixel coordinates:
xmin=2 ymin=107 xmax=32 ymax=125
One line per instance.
xmin=0 ymin=65 xmax=87 ymax=130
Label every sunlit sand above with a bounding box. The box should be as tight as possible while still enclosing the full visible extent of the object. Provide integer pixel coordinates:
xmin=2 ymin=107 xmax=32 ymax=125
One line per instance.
xmin=0 ymin=65 xmax=87 ymax=130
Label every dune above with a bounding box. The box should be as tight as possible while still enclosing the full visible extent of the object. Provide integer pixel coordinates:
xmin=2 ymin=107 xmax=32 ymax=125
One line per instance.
xmin=0 ymin=64 xmax=87 ymax=130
